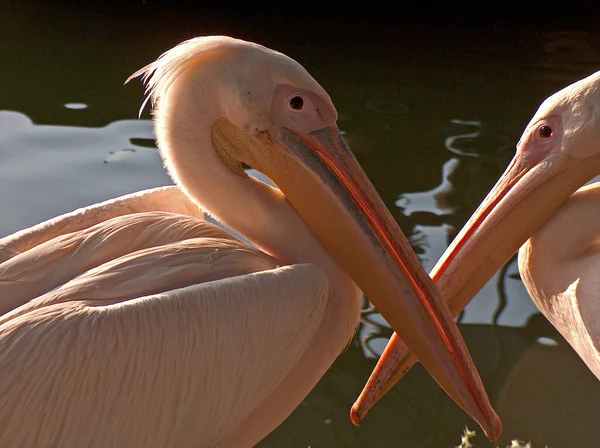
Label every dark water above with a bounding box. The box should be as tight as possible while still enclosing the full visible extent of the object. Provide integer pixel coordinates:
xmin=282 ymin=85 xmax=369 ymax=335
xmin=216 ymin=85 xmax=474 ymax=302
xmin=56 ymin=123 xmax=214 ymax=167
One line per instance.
xmin=2 ymin=3 xmax=600 ymax=447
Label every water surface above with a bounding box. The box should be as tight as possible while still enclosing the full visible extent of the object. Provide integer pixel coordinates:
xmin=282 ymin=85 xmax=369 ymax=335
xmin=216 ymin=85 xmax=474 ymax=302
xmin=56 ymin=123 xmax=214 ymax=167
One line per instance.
xmin=2 ymin=4 xmax=600 ymax=447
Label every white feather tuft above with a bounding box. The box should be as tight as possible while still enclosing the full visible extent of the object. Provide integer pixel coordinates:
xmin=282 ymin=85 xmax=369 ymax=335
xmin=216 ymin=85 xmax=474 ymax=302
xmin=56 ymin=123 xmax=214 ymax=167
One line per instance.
xmin=125 ymin=36 xmax=272 ymax=118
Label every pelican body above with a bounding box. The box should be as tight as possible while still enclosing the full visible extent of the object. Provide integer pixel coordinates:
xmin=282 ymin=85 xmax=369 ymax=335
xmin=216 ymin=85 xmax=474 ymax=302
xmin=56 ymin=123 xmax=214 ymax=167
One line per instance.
xmin=353 ymin=70 xmax=600 ymax=422
xmin=0 ymin=37 xmax=499 ymax=446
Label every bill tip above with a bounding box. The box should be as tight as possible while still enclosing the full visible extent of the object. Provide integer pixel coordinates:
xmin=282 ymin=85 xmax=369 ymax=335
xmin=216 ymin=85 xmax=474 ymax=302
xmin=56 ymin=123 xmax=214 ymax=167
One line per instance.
xmin=349 ymin=405 xmax=362 ymax=427
xmin=481 ymin=411 xmax=503 ymax=441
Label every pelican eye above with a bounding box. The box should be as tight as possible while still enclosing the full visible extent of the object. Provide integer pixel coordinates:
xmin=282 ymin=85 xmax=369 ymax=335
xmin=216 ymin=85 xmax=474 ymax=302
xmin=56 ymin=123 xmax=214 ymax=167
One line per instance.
xmin=538 ymin=125 xmax=553 ymax=138
xmin=289 ymin=95 xmax=304 ymax=110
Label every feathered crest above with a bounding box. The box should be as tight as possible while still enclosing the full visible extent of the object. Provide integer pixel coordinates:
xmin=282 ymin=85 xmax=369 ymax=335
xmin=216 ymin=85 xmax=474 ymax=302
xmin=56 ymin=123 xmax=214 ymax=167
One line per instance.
xmin=126 ymin=36 xmax=257 ymax=118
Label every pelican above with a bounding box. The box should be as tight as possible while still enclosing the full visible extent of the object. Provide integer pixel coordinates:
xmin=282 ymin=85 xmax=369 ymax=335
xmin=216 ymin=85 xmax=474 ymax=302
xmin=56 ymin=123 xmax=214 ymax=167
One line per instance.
xmin=0 ymin=36 xmax=500 ymax=446
xmin=352 ymin=70 xmax=600 ymax=423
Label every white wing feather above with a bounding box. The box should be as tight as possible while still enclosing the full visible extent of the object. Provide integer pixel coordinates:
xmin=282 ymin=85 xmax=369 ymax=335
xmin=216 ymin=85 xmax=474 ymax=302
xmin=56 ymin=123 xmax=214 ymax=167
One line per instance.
xmin=0 ymin=186 xmax=202 ymax=263
xmin=0 ymin=263 xmax=328 ymax=447
xmin=0 ymin=190 xmax=330 ymax=447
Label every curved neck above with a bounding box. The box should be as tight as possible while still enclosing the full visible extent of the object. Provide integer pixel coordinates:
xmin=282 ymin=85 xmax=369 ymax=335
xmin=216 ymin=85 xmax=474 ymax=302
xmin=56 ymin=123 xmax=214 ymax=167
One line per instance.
xmin=150 ymin=72 xmax=363 ymax=446
xmin=519 ymin=183 xmax=600 ymax=289
xmin=154 ymin=75 xmax=348 ymax=283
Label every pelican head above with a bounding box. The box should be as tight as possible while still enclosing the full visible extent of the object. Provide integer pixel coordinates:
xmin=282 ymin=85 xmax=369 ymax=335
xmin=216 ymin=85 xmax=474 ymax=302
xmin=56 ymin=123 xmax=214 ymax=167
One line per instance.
xmin=128 ymin=36 xmax=500 ymax=438
xmin=429 ymin=70 xmax=600 ymax=313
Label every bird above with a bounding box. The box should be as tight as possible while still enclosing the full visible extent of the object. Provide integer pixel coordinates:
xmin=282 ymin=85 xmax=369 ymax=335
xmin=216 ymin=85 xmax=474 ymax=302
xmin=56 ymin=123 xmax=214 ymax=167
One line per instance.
xmin=352 ymin=69 xmax=600 ymax=423
xmin=0 ymin=36 xmax=500 ymax=446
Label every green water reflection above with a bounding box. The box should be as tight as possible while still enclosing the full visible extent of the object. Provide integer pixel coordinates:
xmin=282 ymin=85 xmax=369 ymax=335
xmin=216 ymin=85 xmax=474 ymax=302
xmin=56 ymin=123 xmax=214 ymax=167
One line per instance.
xmin=2 ymin=3 xmax=600 ymax=446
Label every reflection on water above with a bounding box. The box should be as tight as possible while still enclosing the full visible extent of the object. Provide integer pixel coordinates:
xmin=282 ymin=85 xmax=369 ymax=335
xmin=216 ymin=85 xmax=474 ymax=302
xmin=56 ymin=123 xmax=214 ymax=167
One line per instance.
xmin=64 ymin=103 xmax=89 ymax=110
xmin=3 ymin=4 xmax=600 ymax=446
xmin=0 ymin=111 xmax=168 ymax=236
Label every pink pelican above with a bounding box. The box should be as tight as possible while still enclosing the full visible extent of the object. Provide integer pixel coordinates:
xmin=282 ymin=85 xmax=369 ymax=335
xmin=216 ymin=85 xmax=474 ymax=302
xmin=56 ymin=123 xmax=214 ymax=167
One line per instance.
xmin=0 ymin=36 xmax=499 ymax=446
